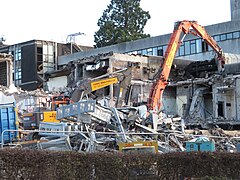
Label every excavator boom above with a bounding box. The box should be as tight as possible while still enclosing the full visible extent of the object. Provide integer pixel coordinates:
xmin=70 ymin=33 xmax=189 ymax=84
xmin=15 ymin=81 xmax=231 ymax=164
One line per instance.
xmin=71 ymin=68 xmax=132 ymax=108
xmin=148 ymin=20 xmax=225 ymax=112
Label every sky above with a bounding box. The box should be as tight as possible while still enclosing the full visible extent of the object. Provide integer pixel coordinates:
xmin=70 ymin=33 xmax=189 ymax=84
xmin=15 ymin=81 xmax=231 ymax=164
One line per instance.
xmin=0 ymin=0 xmax=231 ymax=46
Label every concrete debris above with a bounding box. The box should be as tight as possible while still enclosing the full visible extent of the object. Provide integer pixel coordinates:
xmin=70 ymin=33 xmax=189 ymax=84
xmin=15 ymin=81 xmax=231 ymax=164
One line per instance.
xmin=1 ymin=85 xmax=239 ymax=153
xmin=2 ymin=51 xmax=240 ymax=153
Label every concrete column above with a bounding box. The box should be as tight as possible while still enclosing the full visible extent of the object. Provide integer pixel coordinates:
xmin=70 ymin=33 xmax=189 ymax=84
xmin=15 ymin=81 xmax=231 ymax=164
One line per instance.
xmin=7 ymin=60 xmax=13 ymax=87
xmin=109 ymin=58 xmax=114 ymax=105
xmin=74 ymin=64 xmax=78 ymax=81
xmin=231 ymin=0 xmax=240 ymax=21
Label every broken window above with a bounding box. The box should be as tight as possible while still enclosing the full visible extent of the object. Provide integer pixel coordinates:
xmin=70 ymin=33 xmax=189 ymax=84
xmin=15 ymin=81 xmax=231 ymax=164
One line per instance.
xmin=157 ymin=47 xmax=163 ymax=56
xmin=201 ymin=41 xmax=209 ymax=52
xmin=226 ymin=103 xmax=231 ymax=107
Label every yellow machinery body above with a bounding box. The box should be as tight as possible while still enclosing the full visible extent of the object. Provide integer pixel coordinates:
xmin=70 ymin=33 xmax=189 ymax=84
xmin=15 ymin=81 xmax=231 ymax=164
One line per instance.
xmin=118 ymin=141 xmax=158 ymax=153
xmin=22 ymin=111 xmax=59 ymax=130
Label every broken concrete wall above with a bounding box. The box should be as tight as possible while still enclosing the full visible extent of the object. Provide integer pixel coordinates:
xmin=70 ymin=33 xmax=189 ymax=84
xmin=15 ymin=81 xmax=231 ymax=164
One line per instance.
xmin=236 ymin=78 xmax=240 ymax=121
xmin=212 ymin=78 xmax=236 ymax=121
xmin=61 ymin=53 xmax=193 ymax=108
xmin=162 ymin=87 xmax=177 ymax=115
xmin=47 ymin=76 xmax=68 ymax=92
xmin=225 ymin=53 xmax=240 ymax=64
xmin=204 ymin=93 xmax=213 ymax=119
xmin=176 ymin=86 xmax=191 ymax=117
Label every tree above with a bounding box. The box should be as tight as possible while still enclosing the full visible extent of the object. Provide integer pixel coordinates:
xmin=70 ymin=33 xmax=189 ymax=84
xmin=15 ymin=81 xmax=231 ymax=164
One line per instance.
xmin=94 ymin=0 xmax=151 ymax=48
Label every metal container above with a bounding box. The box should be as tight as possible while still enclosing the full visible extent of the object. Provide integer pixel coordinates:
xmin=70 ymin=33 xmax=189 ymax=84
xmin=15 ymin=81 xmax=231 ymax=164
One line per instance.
xmin=186 ymin=137 xmax=215 ymax=152
xmin=0 ymin=103 xmax=18 ymax=143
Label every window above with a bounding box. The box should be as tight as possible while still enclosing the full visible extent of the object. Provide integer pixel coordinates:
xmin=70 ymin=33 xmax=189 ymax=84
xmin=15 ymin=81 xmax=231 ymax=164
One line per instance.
xmin=152 ymin=47 xmax=158 ymax=56
xmin=190 ymin=40 xmax=196 ymax=54
xmin=43 ymin=45 xmax=48 ymax=54
xmin=184 ymin=41 xmax=190 ymax=55
xmin=226 ymin=33 xmax=233 ymax=40
xmin=208 ymin=45 xmax=212 ymax=51
xmin=48 ymin=45 xmax=53 ymax=55
xmin=176 ymin=49 xmax=180 ymax=57
xmin=129 ymin=51 xmax=137 ymax=55
xmin=147 ymin=48 xmax=153 ymax=55
xmin=202 ymin=41 xmax=209 ymax=52
xmin=163 ymin=45 xmax=167 ymax=55
xmin=157 ymin=47 xmax=163 ymax=56
xmin=233 ymin=31 xmax=240 ymax=38
xmin=142 ymin=49 xmax=147 ymax=55
xmin=15 ymin=69 xmax=21 ymax=80
xmin=196 ymin=39 xmax=202 ymax=53
xmin=220 ymin=34 xmax=226 ymax=41
xmin=15 ymin=49 xmax=21 ymax=61
xmin=13 ymin=48 xmax=22 ymax=86
xmin=179 ymin=44 xmax=184 ymax=56
xmin=42 ymin=44 xmax=55 ymax=73
xmin=214 ymin=35 xmax=220 ymax=42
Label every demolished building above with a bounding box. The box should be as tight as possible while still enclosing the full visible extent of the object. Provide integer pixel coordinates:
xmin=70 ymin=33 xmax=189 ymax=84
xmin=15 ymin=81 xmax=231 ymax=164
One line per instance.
xmin=47 ymin=52 xmax=192 ymax=109
xmin=46 ymin=52 xmax=240 ymax=130
xmin=2 ymin=51 xmax=240 ymax=153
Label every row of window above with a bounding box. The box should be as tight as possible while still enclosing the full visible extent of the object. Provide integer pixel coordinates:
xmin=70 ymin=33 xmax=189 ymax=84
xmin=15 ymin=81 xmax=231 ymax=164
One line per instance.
xmin=128 ymin=30 xmax=240 ymax=57
xmin=12 ymin=45 xmax=55 ymax=86
xmin=13 ymin=49 xmax=22 ymax=86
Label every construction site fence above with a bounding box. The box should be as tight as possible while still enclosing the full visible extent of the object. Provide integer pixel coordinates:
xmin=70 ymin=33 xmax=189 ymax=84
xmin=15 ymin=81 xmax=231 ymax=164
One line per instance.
xmin=0 ymin=148 xmax=240 ymax=179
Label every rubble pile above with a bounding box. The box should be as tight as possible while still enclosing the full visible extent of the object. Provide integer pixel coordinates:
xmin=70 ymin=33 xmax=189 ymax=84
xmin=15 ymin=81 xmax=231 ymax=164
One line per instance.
xmin=18 ymin=100 xmax=240 ymax=153
xmin=1 ymin=84 xmax=240 ymax=153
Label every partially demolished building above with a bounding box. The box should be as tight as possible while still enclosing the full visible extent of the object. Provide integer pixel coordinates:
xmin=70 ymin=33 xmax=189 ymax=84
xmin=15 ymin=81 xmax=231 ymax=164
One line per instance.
xmin=48 ymin=52 xmax=240 ymax=130
xmin=47 ymin=52 xmax=192 ymax=111
xmin=170 ymin=58 xmax=240 ymax=129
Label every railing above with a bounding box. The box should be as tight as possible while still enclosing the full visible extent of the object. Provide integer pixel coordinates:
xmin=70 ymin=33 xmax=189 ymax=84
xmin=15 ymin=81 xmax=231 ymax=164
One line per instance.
xmin=56 ymin=100 xmax=96 ymax=119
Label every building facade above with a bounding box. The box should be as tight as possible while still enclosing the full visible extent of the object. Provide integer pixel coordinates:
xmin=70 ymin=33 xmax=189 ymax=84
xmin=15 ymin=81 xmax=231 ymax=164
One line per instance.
xmin=0 ymin=40 xmax=91 ymax=90
xmin=59 ymin=0 xmax=240 ymax=66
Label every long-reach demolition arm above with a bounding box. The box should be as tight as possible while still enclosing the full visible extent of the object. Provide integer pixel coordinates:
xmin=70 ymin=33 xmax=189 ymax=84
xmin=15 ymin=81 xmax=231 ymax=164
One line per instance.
xmin=148 ymin=20 xmax=225 ymax=113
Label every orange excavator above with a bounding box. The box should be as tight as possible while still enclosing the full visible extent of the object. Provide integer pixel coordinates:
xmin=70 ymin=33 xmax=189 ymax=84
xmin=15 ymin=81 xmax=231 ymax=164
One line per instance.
xmin=148 ymin=20 xmax=225 ymax=113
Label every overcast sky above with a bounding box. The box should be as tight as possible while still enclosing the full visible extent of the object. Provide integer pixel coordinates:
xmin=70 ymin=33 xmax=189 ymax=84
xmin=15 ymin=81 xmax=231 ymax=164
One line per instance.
xmin=0 ymin=0 xmax=231 ymax=46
